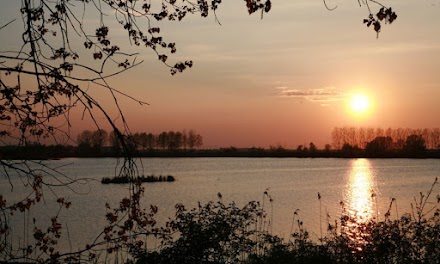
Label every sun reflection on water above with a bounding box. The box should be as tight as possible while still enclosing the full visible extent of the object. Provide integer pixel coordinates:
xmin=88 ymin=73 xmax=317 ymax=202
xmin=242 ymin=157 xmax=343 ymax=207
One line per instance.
xmin=346 ymin=158 xmax=377 ymax=221
xmin=343 ymin=159 xmax=378 ymax=248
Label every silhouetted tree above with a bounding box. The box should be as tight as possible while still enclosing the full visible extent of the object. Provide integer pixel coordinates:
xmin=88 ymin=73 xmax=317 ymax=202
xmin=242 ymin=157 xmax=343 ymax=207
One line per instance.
xmin=365 ymin=136 xmax=394 ymax=155
xmin=431 ymin=128 xmax=440 ymax=149
xmin=166 ymin=131 xmax=184 ymax=150
xmin=404 ymin=134 xmax=426 ymax=155
xmin=187 ymin=129 xmax=198 ymax=150
xmin=331 ymin=127 xmax=343 ymax=149
xmin=77 ymin=130 xmax=94 ymax=152
xmin=332 ymin=127 xmax=440 ymax=150
xmin=341 ymin=143 xmax=362 ymax=157
xmin=194 ymin=134 xmax=204 ymax=149
xmin=309 ymin=142 xmax=317 ymax=152
xmin=145 ymin=133 xmax=157 ymax=150
xmin=109 ymin=130 xmax=121 ymax=152
xmin=158 ymin=132 xmax=169 ymax=150
xmin=131 ymin=132 xmax=145 ymax=150
xmin=91 ymin=129 xmax=108 ymax=150
xmin=357 ymin=127 xmax=366 ymax=149
xmin=77 ymin=129 xmax=108 ymax=154
xmin=182 ymin=130 xmax=189 ymax=150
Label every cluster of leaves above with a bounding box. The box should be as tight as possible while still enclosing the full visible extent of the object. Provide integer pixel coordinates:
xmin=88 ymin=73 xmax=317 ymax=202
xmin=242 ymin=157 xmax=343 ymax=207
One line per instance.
xmin=0 ymin=176 xmax=72 ymax=262
xmin=364 ymin=7 xmax=397 ymax=37
xmin=30 ymin=204 xmax=69 ymax=263
xmin=245 ymin=0 xmax=272 ymax=18
xmin=92 ymin=182 xmax=159 ymax=262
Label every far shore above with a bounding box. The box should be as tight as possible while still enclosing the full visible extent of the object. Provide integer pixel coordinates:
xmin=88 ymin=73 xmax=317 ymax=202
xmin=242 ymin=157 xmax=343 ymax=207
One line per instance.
xmin=1 ymin=145 xmax=440 ymax=160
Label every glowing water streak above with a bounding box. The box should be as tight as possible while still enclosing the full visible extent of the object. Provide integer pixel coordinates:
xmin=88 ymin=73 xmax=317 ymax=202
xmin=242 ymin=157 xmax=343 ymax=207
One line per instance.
xmin=343 ymin=159 xmax=378 ymax=249
xmin=346 ymin=159 xmax=376 ymax=221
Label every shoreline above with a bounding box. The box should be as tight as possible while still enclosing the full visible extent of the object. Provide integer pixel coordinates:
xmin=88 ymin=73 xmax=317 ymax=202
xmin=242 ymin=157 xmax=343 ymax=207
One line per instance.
xmin=1 ymin=145 xmax=440 ymax=159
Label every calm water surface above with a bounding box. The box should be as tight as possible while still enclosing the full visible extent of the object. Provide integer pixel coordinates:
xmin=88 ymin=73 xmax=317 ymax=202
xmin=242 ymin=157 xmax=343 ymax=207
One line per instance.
xmin=2 ymin=158 xmax=440 ymax=251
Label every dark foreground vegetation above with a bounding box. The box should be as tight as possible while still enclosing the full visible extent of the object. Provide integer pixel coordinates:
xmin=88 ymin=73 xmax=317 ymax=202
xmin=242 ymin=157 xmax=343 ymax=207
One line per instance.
xmin=132 ymin=180 xmax=440 ymax=264
xmin=135 ymin=208 xmax=440 ymax=264
xmin=1 ymin=178 xmax=439 ymax=263
xmin=135 ymin=182 xmax=440 ymax=264
xmin=101 ymin=175 xmax=175 ymax=184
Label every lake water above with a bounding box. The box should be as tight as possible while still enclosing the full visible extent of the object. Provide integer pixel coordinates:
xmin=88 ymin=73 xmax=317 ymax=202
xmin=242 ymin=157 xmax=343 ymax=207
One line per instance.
xmin=2 ymin=157 xmax=440 ymax=253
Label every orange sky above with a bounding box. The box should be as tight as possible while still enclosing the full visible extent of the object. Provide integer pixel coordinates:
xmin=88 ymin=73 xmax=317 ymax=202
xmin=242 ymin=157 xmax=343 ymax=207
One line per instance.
xmin=1 ymin=1 xmax=440 ymax=148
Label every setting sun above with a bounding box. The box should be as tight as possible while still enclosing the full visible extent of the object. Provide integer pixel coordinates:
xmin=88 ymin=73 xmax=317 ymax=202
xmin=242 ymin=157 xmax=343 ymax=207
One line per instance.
xmin=350 ymin=94 xmax=369 ymax=113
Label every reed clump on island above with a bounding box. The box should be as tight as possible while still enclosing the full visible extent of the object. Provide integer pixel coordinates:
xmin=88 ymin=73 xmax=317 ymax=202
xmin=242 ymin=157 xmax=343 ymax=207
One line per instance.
xmin=101 ymin=174 xmax=175 ymax=184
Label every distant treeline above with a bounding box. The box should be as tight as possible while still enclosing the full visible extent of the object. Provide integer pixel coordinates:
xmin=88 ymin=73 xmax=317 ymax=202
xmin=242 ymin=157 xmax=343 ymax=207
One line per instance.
xmin=0 ymin=129 xmax=204 ymax=159
xmin=76 ymin=129 xmax=204 ymax=153
xmin=331 ymin=127 xmax=440 ymax=150
xmin=2 ymin=144 xmax=440 ymax=160
xmin=128 ymin=130 xmax=203 ymax=150
xmin=3 ymin=127 xmax=440 ymax=159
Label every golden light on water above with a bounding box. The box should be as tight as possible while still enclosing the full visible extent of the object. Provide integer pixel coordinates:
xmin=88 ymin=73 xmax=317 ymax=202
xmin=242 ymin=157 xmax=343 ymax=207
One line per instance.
xmin=341 ymin=159 xmax=377 ymax=251
xmin=346 ymin=159 xmax=376 ymax=221
xmin=342 ymin=159 xmax=378 ymax=249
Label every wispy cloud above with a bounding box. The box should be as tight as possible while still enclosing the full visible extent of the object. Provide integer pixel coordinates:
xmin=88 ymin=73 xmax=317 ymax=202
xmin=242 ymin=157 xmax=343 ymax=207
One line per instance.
xmin=277 ymin=86 xmax=346 ymax=106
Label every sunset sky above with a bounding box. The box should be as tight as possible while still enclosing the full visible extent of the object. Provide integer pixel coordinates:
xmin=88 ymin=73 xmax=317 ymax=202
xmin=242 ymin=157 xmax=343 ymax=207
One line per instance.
xmin=1 ymin=0 xmax=439 ymax=148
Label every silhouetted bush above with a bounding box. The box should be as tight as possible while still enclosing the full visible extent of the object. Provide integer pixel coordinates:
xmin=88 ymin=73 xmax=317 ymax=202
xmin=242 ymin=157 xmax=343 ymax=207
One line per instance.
xmin=133 ymin=180 xmax=440 ymax=264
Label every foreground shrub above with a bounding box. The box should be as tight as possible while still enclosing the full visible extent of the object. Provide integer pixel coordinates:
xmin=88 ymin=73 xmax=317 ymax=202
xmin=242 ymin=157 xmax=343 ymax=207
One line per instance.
xmin=3 ymin=176 xmax=437 ymax=263
xmin=132 ymin=204 xmax=440 ymax=264
xmin=248 ymin=179 xmax=440 ymax=264
xmin=132 ymin=180 xmax=439 ymax=264
xmin=134 ymin=198 xmax=272 ymax=264
xmin=247 ymin=211 xmax=440 ymax=264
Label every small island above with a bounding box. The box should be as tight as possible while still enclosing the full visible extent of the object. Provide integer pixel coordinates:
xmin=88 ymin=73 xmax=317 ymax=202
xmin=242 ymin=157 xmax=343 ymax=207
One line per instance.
xmin=101 ymin=175 xmax=175 ymax=184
